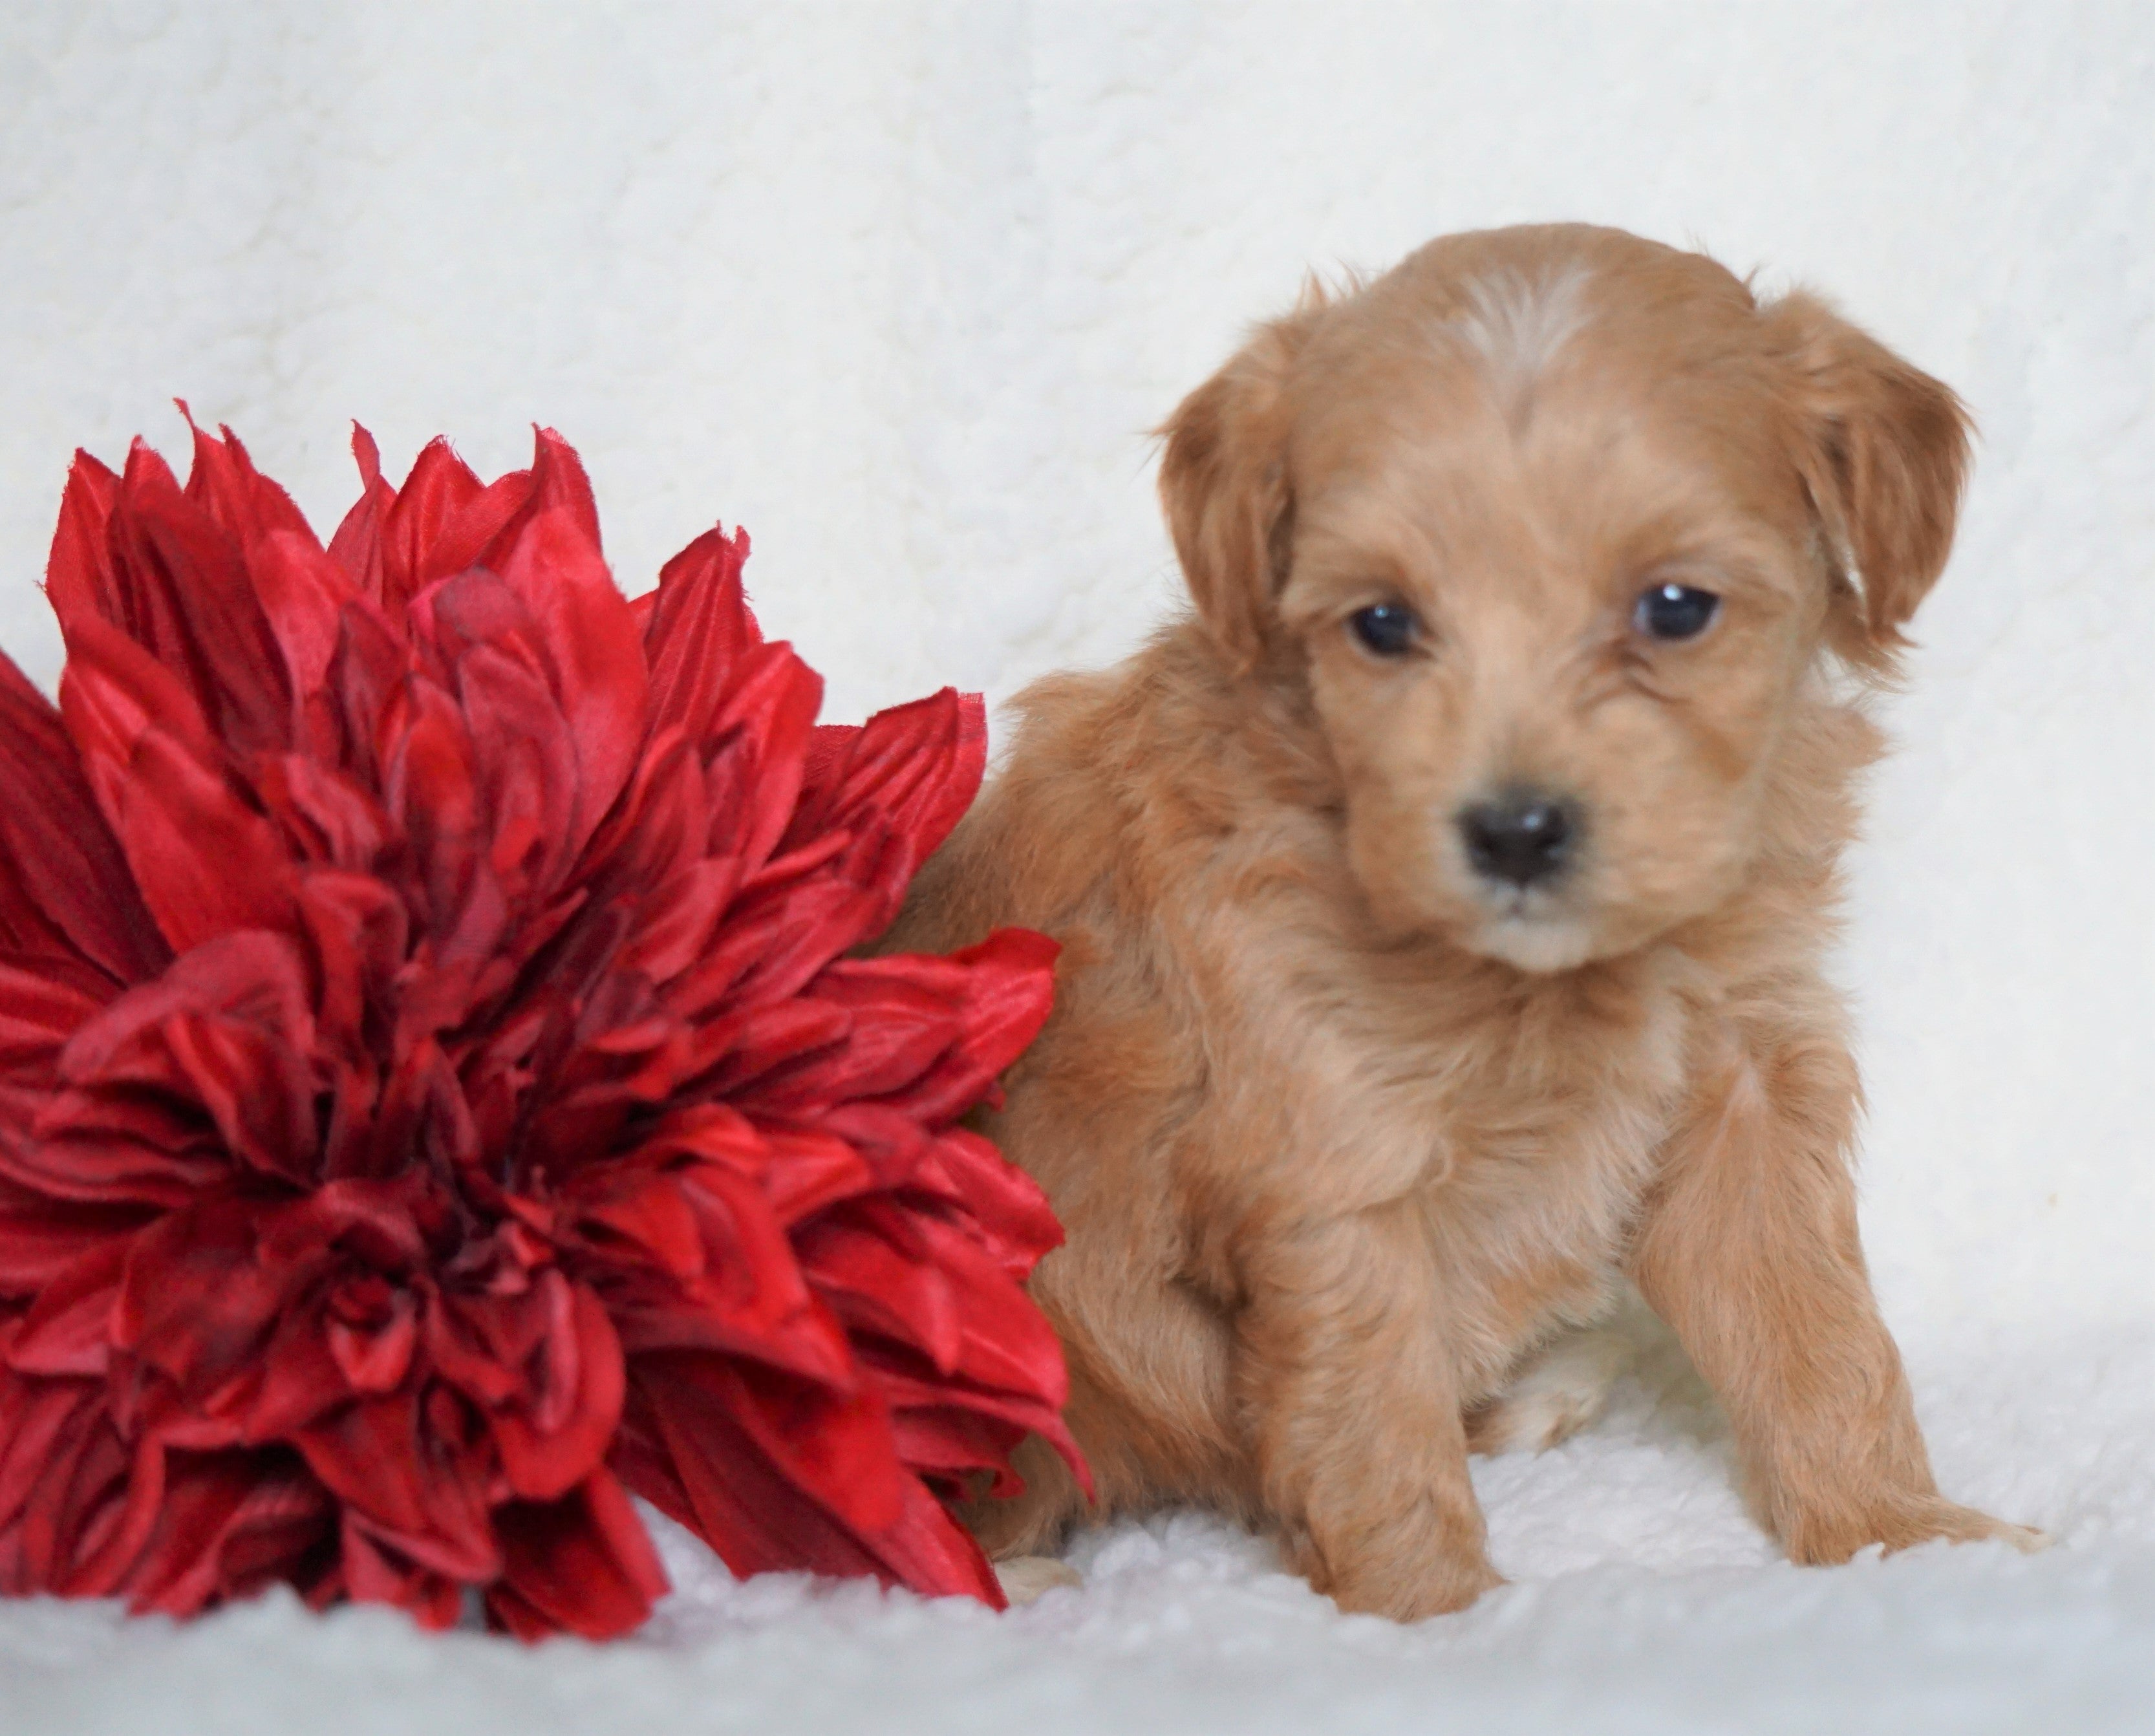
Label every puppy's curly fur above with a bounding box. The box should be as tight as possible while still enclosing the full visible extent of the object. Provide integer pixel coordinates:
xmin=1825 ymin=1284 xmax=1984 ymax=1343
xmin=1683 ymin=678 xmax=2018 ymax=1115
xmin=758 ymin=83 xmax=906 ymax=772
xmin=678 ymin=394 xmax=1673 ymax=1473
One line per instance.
xmin=887 ymin=224 xmax=2039 ymax=1620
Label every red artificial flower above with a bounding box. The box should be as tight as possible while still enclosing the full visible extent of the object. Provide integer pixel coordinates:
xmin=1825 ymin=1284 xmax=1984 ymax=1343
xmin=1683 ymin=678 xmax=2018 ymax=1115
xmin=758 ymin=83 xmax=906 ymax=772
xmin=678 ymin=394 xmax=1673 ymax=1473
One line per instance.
xmin=0 ymin=414 xmax=1084 ymax=1639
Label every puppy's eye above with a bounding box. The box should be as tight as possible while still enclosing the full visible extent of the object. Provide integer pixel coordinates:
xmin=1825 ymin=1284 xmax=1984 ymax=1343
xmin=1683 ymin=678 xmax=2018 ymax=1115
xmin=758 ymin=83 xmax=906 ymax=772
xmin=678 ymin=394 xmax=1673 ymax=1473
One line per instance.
xmin=1348 ymin=603 xmax=1419 ymax=657
xmin=1633 ymin=582 xmax=1720 ymax=641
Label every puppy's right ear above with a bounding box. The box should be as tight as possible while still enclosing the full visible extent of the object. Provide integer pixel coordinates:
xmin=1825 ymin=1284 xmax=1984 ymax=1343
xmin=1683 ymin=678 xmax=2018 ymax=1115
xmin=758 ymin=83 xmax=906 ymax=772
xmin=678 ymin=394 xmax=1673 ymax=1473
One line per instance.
xmin=1761 ymin=291 xmax=1973 ymax=673
xmin=1157 ymin=308 xmax=1318 ymax=669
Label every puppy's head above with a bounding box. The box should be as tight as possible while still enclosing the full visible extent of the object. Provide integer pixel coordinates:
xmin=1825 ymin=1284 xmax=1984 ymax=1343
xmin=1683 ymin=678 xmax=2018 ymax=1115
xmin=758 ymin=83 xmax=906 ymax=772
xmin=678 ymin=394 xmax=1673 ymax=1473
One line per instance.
xmin=1160 ymin=225 xmax=1969 ymax=971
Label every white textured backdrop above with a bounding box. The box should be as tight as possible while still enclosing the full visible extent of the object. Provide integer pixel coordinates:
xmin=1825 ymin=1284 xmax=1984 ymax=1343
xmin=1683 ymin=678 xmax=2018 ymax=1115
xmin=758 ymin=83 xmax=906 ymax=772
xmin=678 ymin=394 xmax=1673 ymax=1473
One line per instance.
xmin=2 ymin=6 xmax=2152 ymax=1731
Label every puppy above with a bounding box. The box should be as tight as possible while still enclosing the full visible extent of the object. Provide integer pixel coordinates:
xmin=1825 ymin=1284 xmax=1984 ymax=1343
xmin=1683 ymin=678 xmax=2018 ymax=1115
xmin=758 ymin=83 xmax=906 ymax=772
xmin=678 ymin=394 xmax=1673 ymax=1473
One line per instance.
xmin=886 ymin=224 xmax=2039 ymax=1619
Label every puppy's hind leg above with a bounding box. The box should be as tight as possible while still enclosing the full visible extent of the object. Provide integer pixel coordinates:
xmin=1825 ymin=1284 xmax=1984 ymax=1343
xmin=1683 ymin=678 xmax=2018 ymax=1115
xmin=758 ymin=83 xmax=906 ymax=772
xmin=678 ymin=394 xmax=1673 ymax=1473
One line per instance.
xmin=961 ymin=1416 xmax=1100 ymax=1603
xmin=1465 ymin=1326 xmax=1635 ymax=1455
xmin=992 ymin=1555 xmax=1085 ymax=1605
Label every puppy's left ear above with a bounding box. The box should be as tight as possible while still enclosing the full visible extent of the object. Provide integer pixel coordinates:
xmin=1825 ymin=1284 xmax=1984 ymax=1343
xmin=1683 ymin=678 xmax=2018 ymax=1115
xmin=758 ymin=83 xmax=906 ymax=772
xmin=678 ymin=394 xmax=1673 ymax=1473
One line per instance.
xmin=1764 ymin=292 xmax=1973 ymax=670
xmin=1157 ymin=302 xmax=1323 ymax=670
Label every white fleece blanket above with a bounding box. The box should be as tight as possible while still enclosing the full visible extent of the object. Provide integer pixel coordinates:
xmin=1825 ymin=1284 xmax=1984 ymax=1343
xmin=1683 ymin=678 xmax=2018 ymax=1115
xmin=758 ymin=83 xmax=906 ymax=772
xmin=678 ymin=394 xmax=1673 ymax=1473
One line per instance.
xmin=7 ymin=1309 xmax=2152 ymax=1735
xmin=1 ymin=4 xmax=2150 ymax=1731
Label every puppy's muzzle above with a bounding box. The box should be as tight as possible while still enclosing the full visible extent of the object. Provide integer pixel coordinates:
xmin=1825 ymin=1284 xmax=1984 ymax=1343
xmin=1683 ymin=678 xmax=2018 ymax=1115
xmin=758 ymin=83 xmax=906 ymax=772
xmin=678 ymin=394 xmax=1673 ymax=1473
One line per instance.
xmin=1458 ymin=789 xmax=1579 ymax=889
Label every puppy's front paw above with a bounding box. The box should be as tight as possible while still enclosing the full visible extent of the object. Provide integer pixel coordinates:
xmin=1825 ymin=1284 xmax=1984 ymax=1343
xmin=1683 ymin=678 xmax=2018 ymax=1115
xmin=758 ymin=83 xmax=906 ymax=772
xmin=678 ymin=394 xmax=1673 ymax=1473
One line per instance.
xmin=1968 ymin=1513 xmax=2052 ymax=1555
xmin=1787 ymin=1496 xmax=2050 ymax=1565
xmin=1324 ymin=1552 xmax=1505 ymax=1622
xmin=1293 ymin=1523 xmax=1504 ymax=1622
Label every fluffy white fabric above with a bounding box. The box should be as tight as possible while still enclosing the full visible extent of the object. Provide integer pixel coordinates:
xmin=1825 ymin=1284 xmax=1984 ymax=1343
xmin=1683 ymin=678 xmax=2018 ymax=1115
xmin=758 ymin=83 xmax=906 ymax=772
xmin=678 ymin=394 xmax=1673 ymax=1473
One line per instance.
xmin=1 ymin=4 xmax=2149 ymax=1730
xmin=9 ymin=1311 xmax=2153 ymax=1733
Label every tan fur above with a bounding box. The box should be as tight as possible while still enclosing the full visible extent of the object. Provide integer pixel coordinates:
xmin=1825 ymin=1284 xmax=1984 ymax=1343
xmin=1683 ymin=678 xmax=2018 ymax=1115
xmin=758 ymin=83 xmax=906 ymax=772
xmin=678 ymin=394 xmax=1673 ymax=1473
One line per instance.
xmin=885 ymin=224 xmax=2040 ymax=1620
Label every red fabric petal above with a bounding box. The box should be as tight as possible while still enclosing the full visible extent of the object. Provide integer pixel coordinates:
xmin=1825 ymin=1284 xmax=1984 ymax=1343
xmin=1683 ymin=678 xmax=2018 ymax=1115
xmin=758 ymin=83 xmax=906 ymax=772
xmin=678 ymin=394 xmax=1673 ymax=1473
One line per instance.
xmin=492 ymin=508 xmax=647 ymax=855
xmin=786 ymin=687 xmax=988 ymax=894
xmin=84 ymin=435 xmax=294 ymax=756
xmin=699 ymin=640 xmax=824 ymax=881
xmin=484 ymin=1276 xmax=626 ymax=1503
xmin=58 ymin=619 xmax=294 ymax=952
xmin=641 ymin=526 xmax=758 ymax=742
xmin=337 ymin=1512 xmax=464 ymax=1629
xmin=489 ymin=1468 xmax=668 ymax=1641
xmin=41 ymin=450 xmax=122 ymax=642
xmin=251 ymin=531 xmax=359 ymax=750
xmin=868 ymin=1475 xmax=1007 ymax=1608
xmin=469 ymin=427 xmax=603 ymax=573
xmin=56 ymin=930 xmax=315 ymax=1120
xmin=0 ymin=1182 xmax=151 ymax=1296
xmin=0 ymin=653 xmax=167 ymax=987
xmin=177 ymin=410 xmax=316 ymax=552
xmin=114 ymin=1197 xmax=306 ymax=1411
xmin=323 ymin=425 xmax=398 ymax=602
xmin=0 ymin=965 xmax=103 ymax=1071
xmin=8 ymin=1239 xmax=127 ymax=1376
xmin=118 ymin=1446 xmax=332 ymax=1616
xmin=0 ymin=1368 xmax=103 ymax=1540
xmin=295 ymin=1386 xmax=500 ymax=1583
xmin=622 ymin=1351 xmax=906 ymax=1575
xmin=363 ymin=436 xmax=493 ymax=610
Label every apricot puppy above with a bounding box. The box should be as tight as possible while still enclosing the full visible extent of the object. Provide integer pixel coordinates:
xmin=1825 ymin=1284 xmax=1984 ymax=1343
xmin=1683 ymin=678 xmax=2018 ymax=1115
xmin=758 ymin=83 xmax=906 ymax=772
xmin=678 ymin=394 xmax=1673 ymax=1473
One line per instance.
xmin=887 ymin=224 xmax=2038 ymax=1619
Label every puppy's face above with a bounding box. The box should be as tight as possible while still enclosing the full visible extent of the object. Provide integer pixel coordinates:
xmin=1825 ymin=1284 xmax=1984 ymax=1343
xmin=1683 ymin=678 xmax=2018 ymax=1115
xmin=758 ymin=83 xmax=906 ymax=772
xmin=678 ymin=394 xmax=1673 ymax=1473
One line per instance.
xmin=1282 ymin=275 xmax=1828 ymax=970
xmin=1161 ymin=227 xmax=1969 ymax=971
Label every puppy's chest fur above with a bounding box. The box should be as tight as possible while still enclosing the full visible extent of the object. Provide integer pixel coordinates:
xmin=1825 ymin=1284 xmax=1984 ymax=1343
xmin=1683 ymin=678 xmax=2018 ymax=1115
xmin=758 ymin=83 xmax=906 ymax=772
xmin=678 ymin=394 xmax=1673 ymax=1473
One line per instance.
xmin=1177 ymin=879 xmax=1691 ymax=1395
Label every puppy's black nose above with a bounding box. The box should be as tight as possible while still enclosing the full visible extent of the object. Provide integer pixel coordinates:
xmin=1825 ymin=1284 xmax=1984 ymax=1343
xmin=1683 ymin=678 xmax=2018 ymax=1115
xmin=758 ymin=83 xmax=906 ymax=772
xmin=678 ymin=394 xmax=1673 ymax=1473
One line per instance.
xmin=1459 ymin=791 xmax=1578 ymax=888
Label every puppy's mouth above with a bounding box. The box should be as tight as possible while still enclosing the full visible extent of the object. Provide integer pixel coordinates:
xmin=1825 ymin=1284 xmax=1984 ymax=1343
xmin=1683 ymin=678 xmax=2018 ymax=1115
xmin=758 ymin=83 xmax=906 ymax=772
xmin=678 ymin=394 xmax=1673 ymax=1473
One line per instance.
xmin=1460 ymin=886 xmax=1599 ymax=974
